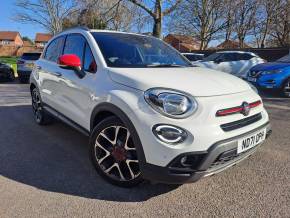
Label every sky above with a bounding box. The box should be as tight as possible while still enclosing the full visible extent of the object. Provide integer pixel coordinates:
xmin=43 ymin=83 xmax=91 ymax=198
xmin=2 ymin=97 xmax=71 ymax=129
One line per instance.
xmin=0 ymin=0 xmax=45 ymax=40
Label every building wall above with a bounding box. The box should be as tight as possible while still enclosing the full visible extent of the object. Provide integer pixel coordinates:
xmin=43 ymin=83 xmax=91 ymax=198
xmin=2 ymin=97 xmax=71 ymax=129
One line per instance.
xmin=14 ymin=34 xmax=23 ymax=47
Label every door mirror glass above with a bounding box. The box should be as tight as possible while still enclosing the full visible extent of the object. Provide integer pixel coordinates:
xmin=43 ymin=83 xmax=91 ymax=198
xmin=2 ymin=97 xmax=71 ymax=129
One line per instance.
xmin=58 ymin=54 xmax=81 ymax=69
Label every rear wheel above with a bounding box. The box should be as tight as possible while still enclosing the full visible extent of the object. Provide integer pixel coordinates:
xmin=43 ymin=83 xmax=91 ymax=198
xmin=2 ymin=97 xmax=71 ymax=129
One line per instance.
xmin=31 ymin=88 xmax=52 ymax=125
xmin=282 ymin=78 xmax=290 ymax=98
xmin=90 ymin=116 xmax=143 ymax=187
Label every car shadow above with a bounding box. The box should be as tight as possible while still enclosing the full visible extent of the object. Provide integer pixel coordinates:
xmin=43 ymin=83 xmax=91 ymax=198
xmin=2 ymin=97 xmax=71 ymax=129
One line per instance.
xmin=0 ymin=105 xmax=179 ymax=202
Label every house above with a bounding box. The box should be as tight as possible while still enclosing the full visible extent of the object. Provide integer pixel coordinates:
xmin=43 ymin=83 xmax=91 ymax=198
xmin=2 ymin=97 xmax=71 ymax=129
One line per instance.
xmin=23 ymin=40 xmax=33 ymax=47
xmin=216 ymin=39 xmax=251 ymax=49
xmin=35 ymin=33 xmax=53 ymax=48
xmin=0 ymin=31 xmax=23 ymax=46
xmin=164 ymin=34 xmax=200 ymax=52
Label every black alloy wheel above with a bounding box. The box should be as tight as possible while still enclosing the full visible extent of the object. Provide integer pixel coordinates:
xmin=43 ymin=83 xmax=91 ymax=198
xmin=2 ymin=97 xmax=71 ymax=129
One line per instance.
xmin=90 ymin=116 xmax=143 ymax=187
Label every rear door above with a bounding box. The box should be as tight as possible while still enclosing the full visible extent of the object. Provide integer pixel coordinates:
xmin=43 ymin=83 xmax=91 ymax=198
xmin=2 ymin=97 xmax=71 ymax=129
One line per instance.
xmin=35 ymin=35 xmax=66 ymax=109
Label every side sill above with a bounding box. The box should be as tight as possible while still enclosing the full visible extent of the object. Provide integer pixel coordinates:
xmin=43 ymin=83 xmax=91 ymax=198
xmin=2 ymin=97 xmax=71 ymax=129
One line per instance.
xmin=43 ymin=104 xmax=90 ymax=137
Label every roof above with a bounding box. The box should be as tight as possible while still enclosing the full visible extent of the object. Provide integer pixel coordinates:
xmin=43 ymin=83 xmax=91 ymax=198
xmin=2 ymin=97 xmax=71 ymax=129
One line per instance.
xmin=35 ymin=33 xmax=53 ymax=42
xmin=0 ymin=31 xmax=20 ymax=41
xmin=216 ymin=51 xmax=257 ymax=56
xmin=165 ymin=34 xmax=200 ymax=44
xmin=217 ymin=40 xmax=251 ymax=49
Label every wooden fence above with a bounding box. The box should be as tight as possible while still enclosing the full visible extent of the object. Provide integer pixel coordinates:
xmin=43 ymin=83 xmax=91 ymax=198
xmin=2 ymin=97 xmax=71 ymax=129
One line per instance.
xmin=0 ymin=45 xmax=43 ymax=57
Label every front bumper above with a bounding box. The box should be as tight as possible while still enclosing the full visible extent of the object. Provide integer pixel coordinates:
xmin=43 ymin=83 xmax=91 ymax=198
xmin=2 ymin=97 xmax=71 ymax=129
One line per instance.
xmin=248 ymin=75 xmax=284 ymax=89
xmin=141 ymin=122 xmax=271 ymax=184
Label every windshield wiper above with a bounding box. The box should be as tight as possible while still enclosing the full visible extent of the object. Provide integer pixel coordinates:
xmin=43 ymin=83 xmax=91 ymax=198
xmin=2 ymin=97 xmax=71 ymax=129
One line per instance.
xmin=146 ymin=64 xmax=187 ymax=68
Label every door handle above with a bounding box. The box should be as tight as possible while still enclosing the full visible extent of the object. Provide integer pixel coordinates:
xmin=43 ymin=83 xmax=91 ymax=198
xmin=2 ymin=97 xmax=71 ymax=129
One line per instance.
xmin=51 ymin=72 xmax=62 ymax=77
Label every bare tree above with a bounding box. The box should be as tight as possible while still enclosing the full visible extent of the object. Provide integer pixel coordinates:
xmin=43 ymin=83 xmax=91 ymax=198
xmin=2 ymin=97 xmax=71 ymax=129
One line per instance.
xmin=62 ymin=0 xmax=136 ymax=32
xmin=223 ymin=0 xmax=236 ymax=41
xmin=268 ymin=0 xmax=289 ymax=47
xmin=232 ymin=0 xmax=258 ymax=48
xmin=126 ymin=0 xmax=183 ymax=38
xmin=168 ymin=0 xmax=226 ymax=50
xmin=252 ymin=0 xmax=276 ymax=47
xmin=13 ymin=0 xmax=78 ymax=35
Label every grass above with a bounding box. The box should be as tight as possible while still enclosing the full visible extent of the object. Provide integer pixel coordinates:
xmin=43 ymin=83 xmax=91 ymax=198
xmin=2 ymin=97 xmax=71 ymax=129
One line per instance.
xmin=0 ymin=56 xmax=18 ymax=77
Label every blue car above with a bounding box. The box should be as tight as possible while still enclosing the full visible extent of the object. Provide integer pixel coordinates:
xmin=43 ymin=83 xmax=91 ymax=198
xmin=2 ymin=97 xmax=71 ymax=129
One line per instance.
xmin=247 ymin=55 xmax=290 ymax=97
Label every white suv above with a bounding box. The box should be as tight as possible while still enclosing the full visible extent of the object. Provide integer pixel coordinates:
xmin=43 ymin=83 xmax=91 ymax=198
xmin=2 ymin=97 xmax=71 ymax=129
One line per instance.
xmin=30 ymin=27 xmax=271 ymax=187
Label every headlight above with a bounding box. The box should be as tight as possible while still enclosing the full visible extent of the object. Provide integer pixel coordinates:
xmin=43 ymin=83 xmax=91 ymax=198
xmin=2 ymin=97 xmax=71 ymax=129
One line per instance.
xmin=261 ymin=69 xmax=282 ymax=75
xmin=144 ymin=88 xmax=198 ymax=118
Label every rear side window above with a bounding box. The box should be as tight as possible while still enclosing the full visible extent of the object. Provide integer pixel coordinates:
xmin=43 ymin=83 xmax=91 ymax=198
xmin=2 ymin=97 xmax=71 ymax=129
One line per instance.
xmin=21 ymin=53 xmax=41 ymax=60
xmin=240 ymin=54 xmax=254 ymax=60
xmin=223 ymin=53 xmax=239 ymax=61
xmin=44 ymin=36 xmax=65 ymax=62
xmin=63 ymin=34 xmax=85 ymax=64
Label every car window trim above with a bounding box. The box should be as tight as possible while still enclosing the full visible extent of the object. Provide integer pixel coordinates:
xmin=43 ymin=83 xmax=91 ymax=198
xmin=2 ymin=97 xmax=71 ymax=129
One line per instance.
xmin=63 ymin=33 xmax=96 ymax=74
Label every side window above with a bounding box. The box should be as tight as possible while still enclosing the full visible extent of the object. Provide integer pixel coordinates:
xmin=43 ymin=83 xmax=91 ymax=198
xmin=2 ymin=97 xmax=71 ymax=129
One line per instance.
xmin=242 ymin=54 xmax=253 ymax=60
xmin=44 ymin=36 xmax=65 ymax=62
xmin=83 ymin=43 xmax=97 ymax=73
xmin=224 ymin=53 xmax=238 ymax=62
xmin=63 ymin=34 xmax=85 ymax=64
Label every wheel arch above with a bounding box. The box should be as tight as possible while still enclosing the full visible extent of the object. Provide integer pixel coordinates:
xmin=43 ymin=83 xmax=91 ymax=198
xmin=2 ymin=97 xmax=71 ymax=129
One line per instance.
xmin=30 ymin=82 xmax=37 ymax=94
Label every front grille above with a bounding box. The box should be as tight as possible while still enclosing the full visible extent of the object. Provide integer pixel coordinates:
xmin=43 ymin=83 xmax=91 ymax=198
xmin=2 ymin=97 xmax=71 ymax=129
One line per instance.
xmin=220 ymin=113 xmax=262 ymax=132
xmin=208 ymin=147 xmax=254 ymax=170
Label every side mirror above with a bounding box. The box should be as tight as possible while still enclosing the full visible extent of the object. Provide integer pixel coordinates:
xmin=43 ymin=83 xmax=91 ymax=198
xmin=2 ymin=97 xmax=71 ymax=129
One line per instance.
xmin=58 ymin=54 xmax=81 ymax=68
xmin=58 ymin=54 xmax=85 ymax=78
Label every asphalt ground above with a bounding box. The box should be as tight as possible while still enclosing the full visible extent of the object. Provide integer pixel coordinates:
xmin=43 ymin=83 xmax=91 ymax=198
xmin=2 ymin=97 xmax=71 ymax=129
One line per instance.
xmin=0 ymin=82 xmax=289 ymax=218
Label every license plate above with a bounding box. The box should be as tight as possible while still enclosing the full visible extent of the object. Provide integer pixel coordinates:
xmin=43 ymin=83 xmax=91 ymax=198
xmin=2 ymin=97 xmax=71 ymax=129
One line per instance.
xmin=26 ymin=63 xmax=34 ymax=69
xmin=237 ymin=129 xmax=266 ymax=154
xmin=248 ymin=77 xmax=256 ymax=82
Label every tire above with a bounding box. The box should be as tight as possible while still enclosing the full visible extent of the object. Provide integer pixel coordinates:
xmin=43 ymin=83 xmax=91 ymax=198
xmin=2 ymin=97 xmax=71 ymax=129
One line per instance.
xmin=31 ymin=87 xmax=52 ymax=125
xmin=90 ymin=116 xmax=143 ymax=187
xmin=8 ymin=70 xmax=15 ymax=81
xmin=282 ymin=78 xmax=290 ymax=98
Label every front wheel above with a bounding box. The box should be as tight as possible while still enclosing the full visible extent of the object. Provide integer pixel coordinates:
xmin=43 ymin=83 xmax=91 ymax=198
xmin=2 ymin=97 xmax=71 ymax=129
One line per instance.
xmin=90 ymin=116 xmax=143 ymax=187
xmin=282 ymin=78 xmax=290 ymax=98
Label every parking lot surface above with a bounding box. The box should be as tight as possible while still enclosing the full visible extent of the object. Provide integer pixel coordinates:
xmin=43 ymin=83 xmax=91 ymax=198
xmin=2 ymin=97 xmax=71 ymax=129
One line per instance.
xmin=0 ymin=83 xmax=289 ymax=218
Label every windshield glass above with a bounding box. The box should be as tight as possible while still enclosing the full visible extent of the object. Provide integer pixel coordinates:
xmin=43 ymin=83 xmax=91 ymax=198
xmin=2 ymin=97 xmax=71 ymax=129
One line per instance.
xmin=22 ymin=53 xmax=41 ymax=60
xmin=277 ymin=55 xmax=290 ymax=63
xmin=91 ymin=32 xmax=191 ymax=68
xmin=202 ymin=53 xmax=223 ymax=61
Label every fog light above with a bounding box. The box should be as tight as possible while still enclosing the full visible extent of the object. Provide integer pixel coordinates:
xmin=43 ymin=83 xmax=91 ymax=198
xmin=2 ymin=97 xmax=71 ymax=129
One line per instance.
xmin=153 ymin=124 xmax=187 ymax=144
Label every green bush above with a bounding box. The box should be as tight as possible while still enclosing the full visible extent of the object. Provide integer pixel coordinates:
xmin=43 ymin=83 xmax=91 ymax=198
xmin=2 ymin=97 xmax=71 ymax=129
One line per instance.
xmin=0 ymin=56 xmax=18 ymax=77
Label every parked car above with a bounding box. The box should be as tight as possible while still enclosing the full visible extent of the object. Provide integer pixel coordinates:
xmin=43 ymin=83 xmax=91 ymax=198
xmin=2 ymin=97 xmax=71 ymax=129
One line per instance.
xmin=194 ymin=51 xmax=265 ymax=78
xmin=247 ymin=54 xmax=290 ymax=97
xmin=17 ymin=52 xmax=41 ymax=83
xmin=182 ymin=53 xmax=204 ymax=63
xmin=0 ymin=62 xmax=15 ymax=81
xmin=30 ymin=28 xmax=271 ymax=187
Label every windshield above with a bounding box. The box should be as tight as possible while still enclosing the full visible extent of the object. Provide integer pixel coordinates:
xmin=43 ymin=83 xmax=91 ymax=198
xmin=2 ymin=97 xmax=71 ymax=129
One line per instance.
xmin=277 ymin=55 xmax=290 ymax=63
xmin=202 ymin=53 xmax=223 ymax=61
xmin=21 ymin=53 xmax=41 ymax=60
xmin=91 ymin=32 xmax=191 ymax=68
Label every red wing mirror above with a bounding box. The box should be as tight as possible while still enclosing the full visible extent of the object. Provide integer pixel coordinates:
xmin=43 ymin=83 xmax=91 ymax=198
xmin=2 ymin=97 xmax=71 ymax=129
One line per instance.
xmin=58 ymin=54 xmax=81 ymax=68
